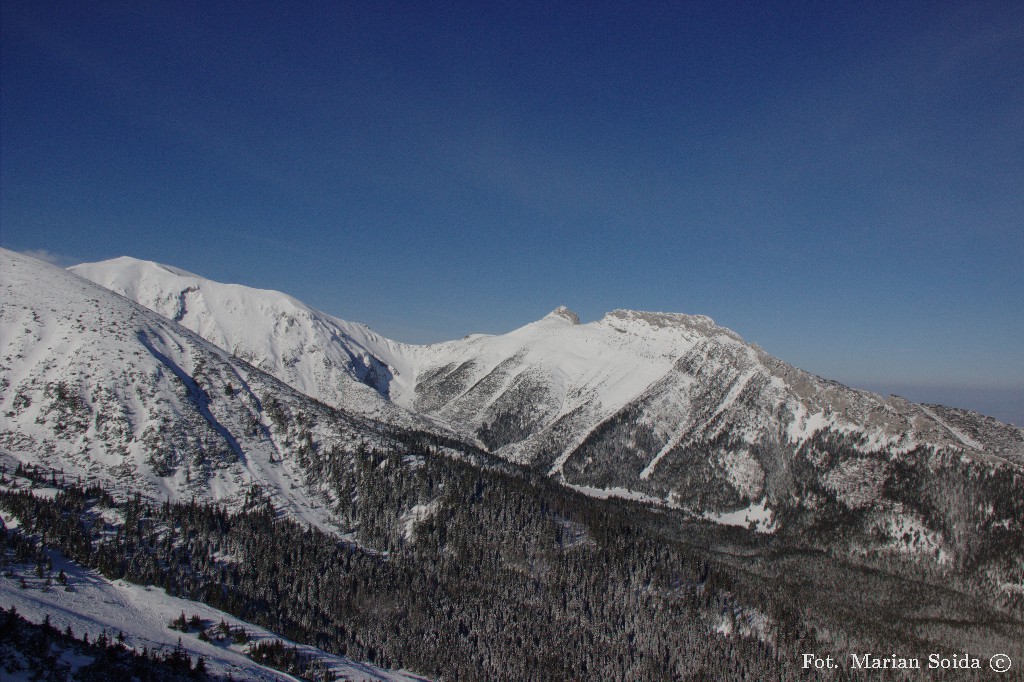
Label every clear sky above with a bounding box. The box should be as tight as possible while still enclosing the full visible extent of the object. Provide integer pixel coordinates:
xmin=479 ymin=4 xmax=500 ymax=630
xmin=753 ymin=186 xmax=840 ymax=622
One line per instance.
xmin=2 ymin=1 xmax=1022 ymax=424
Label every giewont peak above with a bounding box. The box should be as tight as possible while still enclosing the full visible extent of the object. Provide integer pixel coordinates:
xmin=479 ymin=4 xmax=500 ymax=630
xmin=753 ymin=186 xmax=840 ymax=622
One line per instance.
xmin=544 ymin=306 xmax=580 ymax=325
xmin=604 ymin=309 xmax=715 ymax=329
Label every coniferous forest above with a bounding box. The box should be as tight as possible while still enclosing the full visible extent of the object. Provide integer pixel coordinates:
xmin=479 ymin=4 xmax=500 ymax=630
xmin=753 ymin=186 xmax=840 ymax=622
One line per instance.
xmin=3 ymin=433 xmax=1021 ymax=681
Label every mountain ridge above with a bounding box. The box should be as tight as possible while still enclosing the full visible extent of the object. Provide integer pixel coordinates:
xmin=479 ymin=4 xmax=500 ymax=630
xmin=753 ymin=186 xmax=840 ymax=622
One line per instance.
xmin=0 ymin=248 xmax=490 ymax=536
xmin=3 ymin=247 xmax=1024 ymax=612
xmin=67 ymin=254 xmax=1024 ymax=481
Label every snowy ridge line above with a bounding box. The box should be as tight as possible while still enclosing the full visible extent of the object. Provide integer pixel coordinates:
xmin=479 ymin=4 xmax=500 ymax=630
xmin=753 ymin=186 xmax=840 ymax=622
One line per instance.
xmin=68 ymin=255 xmax=432 ymax=430
xmin=29 ymin=249 xmax=1024 ymax=507
xmin=0 ymin=249 xmax=425 ymax=536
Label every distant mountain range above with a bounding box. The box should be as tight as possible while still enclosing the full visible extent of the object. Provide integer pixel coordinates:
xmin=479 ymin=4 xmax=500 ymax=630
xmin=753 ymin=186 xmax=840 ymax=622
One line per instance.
xmin=69 ymin=254 xmax=1024 ymax=519
xmin=0 ymin=248 xmax=1020 ymax=565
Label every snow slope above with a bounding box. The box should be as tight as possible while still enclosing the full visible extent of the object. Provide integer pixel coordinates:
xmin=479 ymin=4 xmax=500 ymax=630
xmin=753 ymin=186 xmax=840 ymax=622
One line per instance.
xmin=0 ymin=249 xmax=449 ymax=534
xmin=66 ymin=253 xmax=1024 ymax=521
xmin=0 ymin=508 xmax=425 ymax=681
xmin=407 ymin=308 xmax=715 ymax=465
xmin=70 ymin=256 xmax=426 ymax=427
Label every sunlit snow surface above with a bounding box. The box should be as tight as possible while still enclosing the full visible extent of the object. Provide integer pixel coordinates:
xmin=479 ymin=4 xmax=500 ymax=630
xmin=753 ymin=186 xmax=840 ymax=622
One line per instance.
xmin=0 ymin=510 xmax=426 ymax=681
xmin=566 ymin=483 xmax=776 ymax=534
xmin=0 ymin=249 xmax=402 ymax=535
xmin=564 ymin=483 xmax=669 ymax=506
xmin=69 ymin=253 xmax=1024 ymax=485
xmin=6 ymin=248 xmax=1023 ymax=535
xmin=70 ymin=256 xmax=431 ymax=430
xmin=702 ymin=499 xmax=776 ymax=534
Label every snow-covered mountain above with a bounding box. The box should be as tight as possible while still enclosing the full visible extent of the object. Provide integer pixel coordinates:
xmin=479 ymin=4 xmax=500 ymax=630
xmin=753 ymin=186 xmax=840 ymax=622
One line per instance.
xmin=70 ymin=256 xmax=423 ymax=425
xmin=8 ymin=248 xmax=1023 ymax=675
xmin=410 ymin=306 xmax=1023 ymax=471
xmin=400 ymin=305 xmax=1024 ymax=551
xmin=0 ymin=249 xmax=473 ymax=535
xmin=67 ymin=255 xmax=1024 ymax=520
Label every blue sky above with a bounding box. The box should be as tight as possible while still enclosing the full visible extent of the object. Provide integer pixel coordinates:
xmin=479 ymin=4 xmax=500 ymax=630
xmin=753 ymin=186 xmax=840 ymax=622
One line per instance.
xmin=2 ymin=1 xmax=1022 ymax=423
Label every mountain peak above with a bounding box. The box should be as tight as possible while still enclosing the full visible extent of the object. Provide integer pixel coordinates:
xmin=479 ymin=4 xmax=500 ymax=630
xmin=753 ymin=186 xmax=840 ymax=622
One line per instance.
xmin=603 ymin=309 xmax=714 ymax=329
xmin=74 ymin=255 xmax=203 ymax=280
xmin=543 ymin=306 xmax=580 ymax=324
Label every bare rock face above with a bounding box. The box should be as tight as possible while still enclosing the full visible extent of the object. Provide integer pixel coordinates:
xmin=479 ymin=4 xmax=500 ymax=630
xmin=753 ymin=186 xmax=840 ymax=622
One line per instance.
xmin=546 ymin=306 xmax=580 ymax=324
